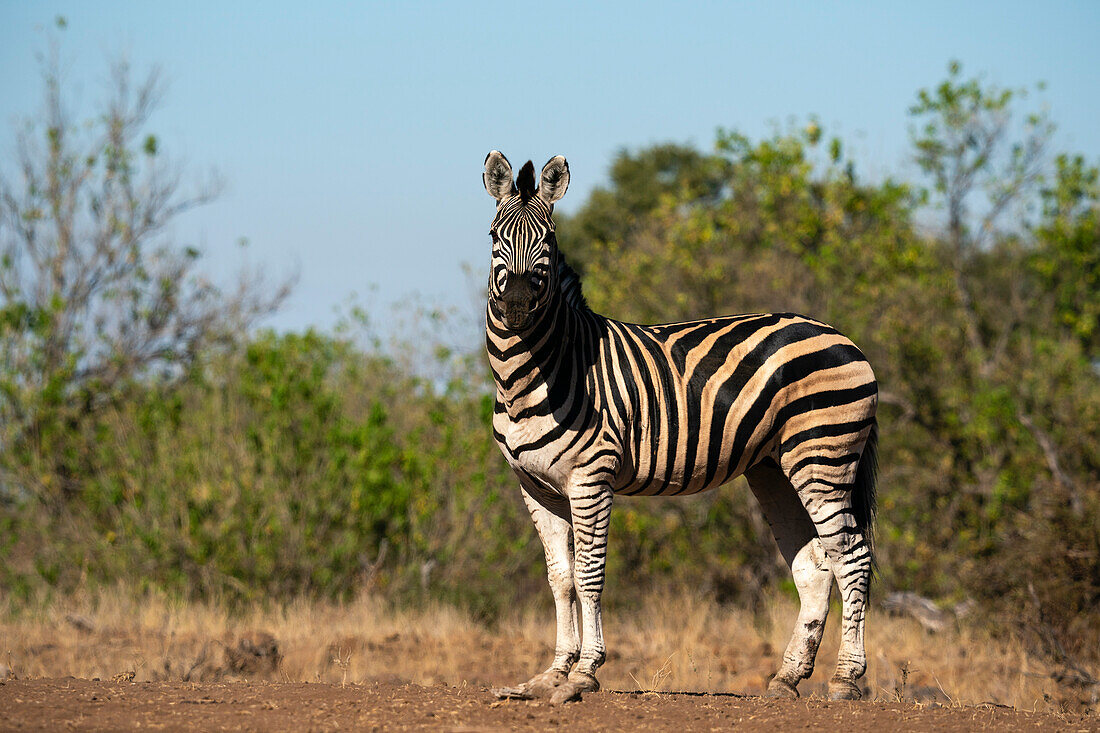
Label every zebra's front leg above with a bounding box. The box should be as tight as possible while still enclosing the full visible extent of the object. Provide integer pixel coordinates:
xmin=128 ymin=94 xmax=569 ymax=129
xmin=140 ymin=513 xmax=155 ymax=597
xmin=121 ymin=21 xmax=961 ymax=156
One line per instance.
xmin=549 ymin=483 xmax=613 ymax=705
xmin=493 ymin=488 xmax=578 ymax=700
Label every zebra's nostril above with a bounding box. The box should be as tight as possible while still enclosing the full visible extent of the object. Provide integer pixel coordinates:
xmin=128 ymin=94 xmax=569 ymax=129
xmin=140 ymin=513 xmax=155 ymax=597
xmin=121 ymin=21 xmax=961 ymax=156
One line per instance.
xmin=501 ymin=271 xmax=539 ymax=302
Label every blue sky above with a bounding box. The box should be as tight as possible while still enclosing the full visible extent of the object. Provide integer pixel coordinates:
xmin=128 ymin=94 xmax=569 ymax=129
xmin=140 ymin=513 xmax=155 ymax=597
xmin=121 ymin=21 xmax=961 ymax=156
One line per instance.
xmin=2 ymin=2 xmax=1099 ymax=336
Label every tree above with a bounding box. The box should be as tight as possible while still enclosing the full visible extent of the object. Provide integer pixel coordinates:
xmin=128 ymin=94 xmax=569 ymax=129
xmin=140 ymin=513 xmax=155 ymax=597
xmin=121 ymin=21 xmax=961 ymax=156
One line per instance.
xmin=910 ymin=60 xmax=1052 ymax=253
xmin=1031 ymin=154 xmax=1100 ymax=356
xmin=557 ymin=143 xmax=730 ymax=276
xmin=906 ymin=63 xmax=1100 ymax=667
xmin=908 ymin=60 xmax=1053 ymax=374
xmin=0 ymin=33 xmax=291 ymax=501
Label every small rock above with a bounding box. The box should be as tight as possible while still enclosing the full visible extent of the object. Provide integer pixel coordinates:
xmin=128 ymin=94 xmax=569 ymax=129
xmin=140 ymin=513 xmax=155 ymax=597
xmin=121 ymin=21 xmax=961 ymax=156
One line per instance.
xmin=880 ymin=592 xmax=948 ymax=632
xmin=65 ymin=614 xmax=95 ymax=634
xmin=225 ymin=631 xmax=282 ymax=675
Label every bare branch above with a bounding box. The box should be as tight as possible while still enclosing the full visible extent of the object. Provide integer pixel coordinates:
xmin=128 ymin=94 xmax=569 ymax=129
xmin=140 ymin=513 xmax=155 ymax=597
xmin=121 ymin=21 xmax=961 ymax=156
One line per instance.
xmin=1016 ymin=410 xmax=1079 ymax=514
xmin=0 ymin=43 xmax=292 ymax=472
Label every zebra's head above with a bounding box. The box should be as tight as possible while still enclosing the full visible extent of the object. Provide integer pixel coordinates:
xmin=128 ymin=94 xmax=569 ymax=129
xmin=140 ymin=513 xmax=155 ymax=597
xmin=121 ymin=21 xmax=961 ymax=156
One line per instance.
xmin=483 ymin=151 xmax=570 ymax=331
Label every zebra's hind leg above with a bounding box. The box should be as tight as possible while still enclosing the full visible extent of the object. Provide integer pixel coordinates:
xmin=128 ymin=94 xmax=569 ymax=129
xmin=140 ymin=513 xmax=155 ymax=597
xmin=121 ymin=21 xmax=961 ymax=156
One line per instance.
xmin=493 ymin=488 xmax=579 ymax=701
xmin=784 ymin=459 xmax=873 ymax=701
xmin=745 ymin=462 xmax=833 ymax=699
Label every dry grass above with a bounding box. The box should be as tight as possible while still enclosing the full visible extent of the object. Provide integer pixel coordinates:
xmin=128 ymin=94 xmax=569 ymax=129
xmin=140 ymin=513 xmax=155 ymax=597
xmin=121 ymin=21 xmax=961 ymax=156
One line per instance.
xmin=0 ymin=586 xmax=1086 ymax=712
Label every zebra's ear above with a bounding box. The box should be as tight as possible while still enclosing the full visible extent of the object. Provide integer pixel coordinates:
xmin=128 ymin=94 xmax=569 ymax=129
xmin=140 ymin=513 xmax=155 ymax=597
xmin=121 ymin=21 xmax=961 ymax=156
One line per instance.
xmin=483 ymin=151 xmax=516 ymax=201
xmin=538 ymin=156 xmax=570 ymax=204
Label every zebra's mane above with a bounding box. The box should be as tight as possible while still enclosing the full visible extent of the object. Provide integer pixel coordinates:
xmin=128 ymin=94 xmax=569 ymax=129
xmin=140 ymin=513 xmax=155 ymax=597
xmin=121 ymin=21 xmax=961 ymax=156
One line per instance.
xmin=516 ymin=161 xmax=537 ymax=202
xmin=556 ymin=254 xmax=590 ymax=312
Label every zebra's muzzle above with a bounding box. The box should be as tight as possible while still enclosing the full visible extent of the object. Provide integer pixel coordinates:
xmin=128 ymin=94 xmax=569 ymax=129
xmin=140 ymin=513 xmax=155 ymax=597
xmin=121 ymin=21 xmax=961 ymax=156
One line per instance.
xmin=501 ymin=299 xmax=536 ymax=330
xmin=497 ymin=276 xmax=539 ymax=330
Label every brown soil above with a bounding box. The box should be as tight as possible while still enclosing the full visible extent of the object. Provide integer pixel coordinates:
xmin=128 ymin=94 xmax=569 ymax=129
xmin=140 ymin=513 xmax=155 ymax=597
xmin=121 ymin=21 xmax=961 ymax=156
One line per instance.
xmin=1 ymin=678 xmax=1095 ymax=732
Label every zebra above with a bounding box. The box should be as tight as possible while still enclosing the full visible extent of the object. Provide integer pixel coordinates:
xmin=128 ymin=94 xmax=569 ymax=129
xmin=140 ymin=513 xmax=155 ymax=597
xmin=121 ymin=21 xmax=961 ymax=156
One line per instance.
xmin=482 ymin=151 xmax=879 ymax=705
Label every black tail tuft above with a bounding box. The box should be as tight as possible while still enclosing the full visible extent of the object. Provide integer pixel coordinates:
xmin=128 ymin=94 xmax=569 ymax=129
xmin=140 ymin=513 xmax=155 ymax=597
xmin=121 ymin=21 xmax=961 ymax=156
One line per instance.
xmin=852 ymin=420 xmax=879 ymax=576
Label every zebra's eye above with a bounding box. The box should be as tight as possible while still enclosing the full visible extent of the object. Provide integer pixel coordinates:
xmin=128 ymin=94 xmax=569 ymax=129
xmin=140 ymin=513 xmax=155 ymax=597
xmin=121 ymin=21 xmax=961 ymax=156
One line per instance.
xmin=529 ymin=273 xmax=545 ymax=290
xmin=489 ymin=230 xmax=499 ymax=243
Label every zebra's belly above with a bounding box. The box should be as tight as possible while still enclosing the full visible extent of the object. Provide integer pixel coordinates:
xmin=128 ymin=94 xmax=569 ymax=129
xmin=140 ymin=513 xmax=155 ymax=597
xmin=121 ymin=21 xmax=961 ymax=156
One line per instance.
xmin=609 ymin=402 xmax=771 ymax=497
xmin=610 ymin=442 xmax=751 ymax=497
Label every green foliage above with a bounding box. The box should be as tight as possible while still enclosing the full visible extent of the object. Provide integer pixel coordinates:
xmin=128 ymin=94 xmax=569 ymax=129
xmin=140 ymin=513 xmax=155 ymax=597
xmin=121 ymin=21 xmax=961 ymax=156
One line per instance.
xmin=560 ymin=143 xmax=730 ymax=274
xmin=0 ymin=331 xmax=542 ymax=613
xmin=1031 ymin=154 xmax=1100 ymax=354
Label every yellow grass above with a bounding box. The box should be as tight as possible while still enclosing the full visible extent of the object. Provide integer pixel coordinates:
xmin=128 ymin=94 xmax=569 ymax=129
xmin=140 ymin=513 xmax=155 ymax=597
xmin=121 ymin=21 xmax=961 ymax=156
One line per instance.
xmin=0 ymin=586 xmax=1082 ymax=712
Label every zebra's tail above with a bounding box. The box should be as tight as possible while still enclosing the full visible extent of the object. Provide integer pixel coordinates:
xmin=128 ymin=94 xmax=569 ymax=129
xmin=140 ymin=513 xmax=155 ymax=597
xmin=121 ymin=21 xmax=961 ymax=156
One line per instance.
xmin=852 ymin=419 xmax=879 ymax=576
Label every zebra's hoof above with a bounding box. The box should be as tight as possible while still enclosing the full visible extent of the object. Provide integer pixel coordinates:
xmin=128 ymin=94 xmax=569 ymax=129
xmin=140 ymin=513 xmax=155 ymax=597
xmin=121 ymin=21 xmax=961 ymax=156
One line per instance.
xmin=567 ymin=670 xmax=600 ymax=692
xmin=492 ymin=669 xmax=568 ymax=700
xmin=765 ymin=678 xmax=800 ymax=699
xmin=492 ymin=685 xmax=533 ymax=700
xmin=548 ymin=671 xmax=599 ymax=705
xmin=827 ymin=679 xmax=863 ymax=701
xmin=549 ymin=682 xmax=582 ymax=705
xmin=527 ymin=670 xmax=569 ymax=698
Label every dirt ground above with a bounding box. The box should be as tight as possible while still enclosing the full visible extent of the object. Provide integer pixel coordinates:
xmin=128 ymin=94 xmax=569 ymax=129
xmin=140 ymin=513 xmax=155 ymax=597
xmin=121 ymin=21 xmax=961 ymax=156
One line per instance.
xmin=1 ymin=678 xmax=1096 ymax=732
